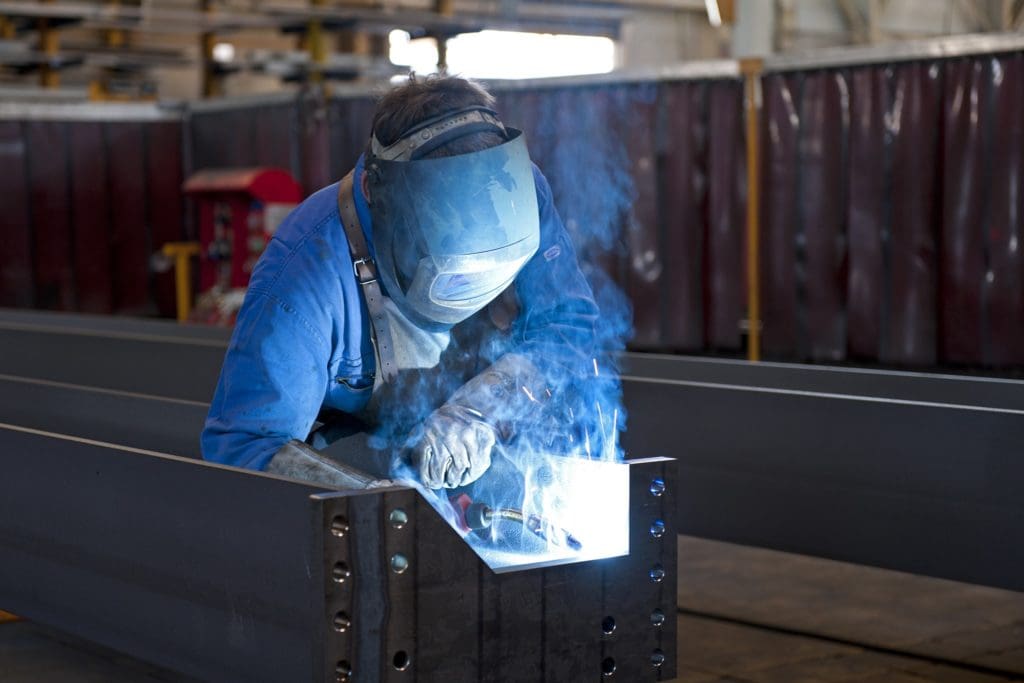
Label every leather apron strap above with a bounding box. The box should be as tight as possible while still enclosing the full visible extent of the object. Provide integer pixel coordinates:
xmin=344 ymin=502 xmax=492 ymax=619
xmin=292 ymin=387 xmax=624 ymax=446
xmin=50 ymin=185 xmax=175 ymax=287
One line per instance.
xmin=337 ymin=171 xmax=399 ymax=383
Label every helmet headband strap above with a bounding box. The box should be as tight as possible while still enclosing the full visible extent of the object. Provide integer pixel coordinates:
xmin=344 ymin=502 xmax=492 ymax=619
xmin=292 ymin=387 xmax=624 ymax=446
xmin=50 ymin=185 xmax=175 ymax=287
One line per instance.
xmin=370 ymin=106 xmax=508 ymax=162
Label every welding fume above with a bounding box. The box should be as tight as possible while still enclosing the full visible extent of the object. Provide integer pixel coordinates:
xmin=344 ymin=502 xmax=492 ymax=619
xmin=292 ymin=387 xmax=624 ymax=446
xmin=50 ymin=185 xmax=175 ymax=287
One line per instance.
xmin=201 ymin=74 xmax=629 ymax=568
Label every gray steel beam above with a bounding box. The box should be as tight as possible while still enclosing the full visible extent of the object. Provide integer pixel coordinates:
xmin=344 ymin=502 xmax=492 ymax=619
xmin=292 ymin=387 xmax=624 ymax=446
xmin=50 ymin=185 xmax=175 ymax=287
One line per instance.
xmin=3 ymin=308 xmax=1019 ymax=414
xmin=0 ymin=376 xmax=207 ymax=457
xmin=621 ymin=353 xmax=1024 ymax=410
xmin=320 ymin=457 xmax=677 ymax=682
xmin=3 ymin=310 xmax=1020 ymax=592
xmin=0 ymin=422 xmax=676 ymax=681
xmin=0 ymin=426 xmax=333 ymax=682
xmin=0 ymin=308 xmax=231 ymax=343
xmin=621 ymin=376 xmax=1024 ymax=592
xmin=0 ymin=325 xmax=225 ymax=403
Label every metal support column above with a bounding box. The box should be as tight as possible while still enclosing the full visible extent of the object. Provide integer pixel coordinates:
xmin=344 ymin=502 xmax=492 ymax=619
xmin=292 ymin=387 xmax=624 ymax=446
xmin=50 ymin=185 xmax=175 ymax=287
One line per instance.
xmin=741 ymin=57 xmax=763 ymax=362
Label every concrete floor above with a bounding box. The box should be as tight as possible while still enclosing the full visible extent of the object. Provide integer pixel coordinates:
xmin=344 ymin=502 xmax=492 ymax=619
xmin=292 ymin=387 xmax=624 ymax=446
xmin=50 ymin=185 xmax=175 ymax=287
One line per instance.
xmin=1 ymin=536 xmax=1022 ymax=682
xmin=677 ymin=536 xmax=1024 ymax=683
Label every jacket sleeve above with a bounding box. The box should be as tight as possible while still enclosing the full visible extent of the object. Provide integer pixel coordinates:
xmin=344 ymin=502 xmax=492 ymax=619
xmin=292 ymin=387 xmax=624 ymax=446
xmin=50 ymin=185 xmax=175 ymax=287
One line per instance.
xmin=510 ymin=166 xmax=602 ymax=375
xmin=201 ymin=289 xmax=330 ymax=471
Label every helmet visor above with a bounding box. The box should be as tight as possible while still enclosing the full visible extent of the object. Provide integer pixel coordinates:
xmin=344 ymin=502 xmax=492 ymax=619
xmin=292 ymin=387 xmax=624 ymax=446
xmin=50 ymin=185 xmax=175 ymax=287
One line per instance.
xmin=369 ymin=130 xmax=540 ymax=326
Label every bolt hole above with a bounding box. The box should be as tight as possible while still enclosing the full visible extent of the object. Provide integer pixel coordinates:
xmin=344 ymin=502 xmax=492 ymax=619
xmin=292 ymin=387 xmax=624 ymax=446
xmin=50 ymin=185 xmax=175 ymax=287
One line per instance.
xmin=649 ymin=477 xmax=665 ymax=496
xmin=650 ymin=519 xmax=666 ymax=538
xmin=330 ymin=515 xmax=350 ymax=537
xmin=333 ymin=611 xmax=351 ymax=632
xmin=651 ymin=648 xmax=666 ymax=667
xmin=335 ymin=659 xmax=352 ymax=681
xmin=650 ymin=608 xmax=666 ymax=626
xmin=392 ymin=650 xmax=411 ymax=671
xmin=389 ymin=508 xmax=409 ymax=529
xmin=601 ymin=657 xmax=616 ymax=676
xmin=391 ymin=553 xmax=409 ymax=574
xmin=331 ymin=562 xmax=351 ymax=583
xmin=601 ymin=615 xmax=616 ymax=635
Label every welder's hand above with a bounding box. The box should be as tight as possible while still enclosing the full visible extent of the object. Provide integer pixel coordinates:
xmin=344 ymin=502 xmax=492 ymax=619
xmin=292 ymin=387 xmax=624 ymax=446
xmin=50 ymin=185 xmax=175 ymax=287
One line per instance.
xmin=411 ymin=404 xmax=496 ymax=489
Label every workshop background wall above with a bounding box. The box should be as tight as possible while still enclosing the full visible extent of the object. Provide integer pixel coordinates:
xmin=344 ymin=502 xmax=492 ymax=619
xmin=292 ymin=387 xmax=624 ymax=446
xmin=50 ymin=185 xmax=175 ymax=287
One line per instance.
xmin=0 ymin=117 xmax=184 ymax=318
xmin=761 ymin=55 xmax=1024 ymax=367
xmin=2 ymin=49 xmax=1022 ymax=368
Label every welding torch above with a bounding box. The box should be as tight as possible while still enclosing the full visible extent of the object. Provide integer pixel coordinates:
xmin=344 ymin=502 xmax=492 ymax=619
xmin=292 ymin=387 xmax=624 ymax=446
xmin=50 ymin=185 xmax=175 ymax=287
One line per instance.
xmin=462 ymin=501 xmax=583 ymax=551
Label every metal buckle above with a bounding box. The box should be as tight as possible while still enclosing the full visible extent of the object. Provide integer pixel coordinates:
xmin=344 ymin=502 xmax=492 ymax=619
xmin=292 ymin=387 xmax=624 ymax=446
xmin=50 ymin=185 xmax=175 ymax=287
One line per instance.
xmin=352 ymin=257 xmax=377 ymax=285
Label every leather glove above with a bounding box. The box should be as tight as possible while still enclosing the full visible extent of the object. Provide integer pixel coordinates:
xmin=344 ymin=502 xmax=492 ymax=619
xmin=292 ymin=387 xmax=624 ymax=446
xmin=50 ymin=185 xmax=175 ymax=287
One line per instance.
xmin=412 ymin=405 xmax=497 ymax=489
xmin=409 ymin=353 xmax=544 ymax=489
xmin=266 ymin=439 xmax=395 ymax=490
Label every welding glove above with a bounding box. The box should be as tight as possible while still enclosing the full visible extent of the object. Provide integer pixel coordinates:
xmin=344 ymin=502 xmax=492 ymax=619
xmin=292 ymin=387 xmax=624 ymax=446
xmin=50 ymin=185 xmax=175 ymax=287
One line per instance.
xmin=266 ymin=439 xmax=395 ymax=490
xmin=410 ymin=353 xmax=545 ymax=489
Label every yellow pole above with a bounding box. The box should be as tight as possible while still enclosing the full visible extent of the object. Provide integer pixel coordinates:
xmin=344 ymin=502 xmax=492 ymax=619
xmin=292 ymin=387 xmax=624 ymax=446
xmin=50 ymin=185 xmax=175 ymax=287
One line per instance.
xmin=307 ymin=0 xmax=326 ymax=85
xmin=93 ymin=0 xmax=125 ymax=98
xmin=0 ymin=16 xmax=15 ymax=40
xmin=199 ymin=0 xmax=219 ymax=98
xmin=434 ymin=0 xmax=453 ymax=70
xmin=0 ymin=610 xmax=19 ymax=623
xmin=740 ymin=58 xmax=763 ymax=362
xmin=39 ymin=0 xmax=59 ymax=89
xmin=162 ymin=242 xmax=201 ymax=323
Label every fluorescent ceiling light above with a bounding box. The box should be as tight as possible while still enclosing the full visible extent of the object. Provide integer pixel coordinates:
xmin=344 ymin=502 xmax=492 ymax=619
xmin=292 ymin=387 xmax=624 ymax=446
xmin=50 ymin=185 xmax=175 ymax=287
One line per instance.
xmin=705 ymin=0 xmax=722 ymax=27
xmin=389 ymin=29 xmax=616 ymax=80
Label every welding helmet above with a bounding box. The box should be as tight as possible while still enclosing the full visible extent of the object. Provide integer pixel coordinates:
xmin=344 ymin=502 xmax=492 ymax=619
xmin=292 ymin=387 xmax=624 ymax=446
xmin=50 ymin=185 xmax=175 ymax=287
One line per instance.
xmin=366 ymin=106 xmax=540 ymax=329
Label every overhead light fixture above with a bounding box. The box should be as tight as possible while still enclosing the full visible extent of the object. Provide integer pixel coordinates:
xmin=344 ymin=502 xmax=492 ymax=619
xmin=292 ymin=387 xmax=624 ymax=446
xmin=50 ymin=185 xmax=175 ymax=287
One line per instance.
xmin=212 ymin=42 xmax=235 ymax=63
xmin=705 ymin=0 xmax=722 ymax=27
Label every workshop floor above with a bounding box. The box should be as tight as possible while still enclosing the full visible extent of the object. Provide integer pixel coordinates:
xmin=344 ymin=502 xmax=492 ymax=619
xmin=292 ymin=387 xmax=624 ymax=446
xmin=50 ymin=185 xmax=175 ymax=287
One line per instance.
xmin=1 ymin=536 xmax=1021 ymax=682
xmin=676 ymin=537 xmax=1024 ymax=683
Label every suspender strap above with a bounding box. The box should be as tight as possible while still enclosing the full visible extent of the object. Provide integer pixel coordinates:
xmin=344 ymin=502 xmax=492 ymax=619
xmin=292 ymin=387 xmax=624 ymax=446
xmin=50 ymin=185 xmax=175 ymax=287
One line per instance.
xmin=337 ymin=171 xmax=398 ymax=383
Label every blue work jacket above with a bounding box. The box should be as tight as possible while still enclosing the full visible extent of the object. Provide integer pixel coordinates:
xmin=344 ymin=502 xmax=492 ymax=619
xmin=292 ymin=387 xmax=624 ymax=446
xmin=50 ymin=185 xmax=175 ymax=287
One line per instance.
xmin=202 ymin=156 xmax=600 ymax=471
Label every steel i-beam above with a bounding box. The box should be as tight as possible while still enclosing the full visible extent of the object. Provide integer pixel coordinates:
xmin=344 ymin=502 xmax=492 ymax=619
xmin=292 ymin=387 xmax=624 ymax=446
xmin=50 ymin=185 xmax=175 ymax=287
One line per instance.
xmin=0 ymin=424 xmax=675 ymax=682
xmin=316 ymin=456 xmax=676 ymax=682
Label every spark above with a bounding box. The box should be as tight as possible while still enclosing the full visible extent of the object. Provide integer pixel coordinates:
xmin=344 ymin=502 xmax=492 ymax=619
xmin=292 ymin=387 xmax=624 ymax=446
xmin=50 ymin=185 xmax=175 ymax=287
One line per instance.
xmin=592 ymin=357 xmax=600 ymax=377
xmin=584 ymin=427 xmax=592 ymax=459
xmin=521 ymin=385 xmax=538 ymax=402
xmin=608 ymin=408 xmax=620 ymax=460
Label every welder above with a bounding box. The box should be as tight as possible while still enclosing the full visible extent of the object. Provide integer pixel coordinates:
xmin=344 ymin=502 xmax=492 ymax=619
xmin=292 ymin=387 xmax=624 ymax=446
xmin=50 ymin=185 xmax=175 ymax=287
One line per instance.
xmin=201 ymin=75 xmax=600 ymax=491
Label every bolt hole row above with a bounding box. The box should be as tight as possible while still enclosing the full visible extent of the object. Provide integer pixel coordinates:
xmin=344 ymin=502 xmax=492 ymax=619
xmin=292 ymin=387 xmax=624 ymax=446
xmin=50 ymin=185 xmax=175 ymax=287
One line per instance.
xmin=599 ymin=649 xmax=665 ymax=677
xmin=330 ymin=514 xmax=352 ymax=681
xmin=603 ymin=608 xmax=666 ymax=632
xmin=329 ymin=539 xmax=351 ymax=632
xmin=594 ymin=477 xmax=669 ymax=677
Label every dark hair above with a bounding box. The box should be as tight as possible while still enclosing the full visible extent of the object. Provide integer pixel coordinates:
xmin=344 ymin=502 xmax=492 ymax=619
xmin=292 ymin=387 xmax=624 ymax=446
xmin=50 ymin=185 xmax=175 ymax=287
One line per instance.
xmin=368 ymin=74 xmax=505 ymax=158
